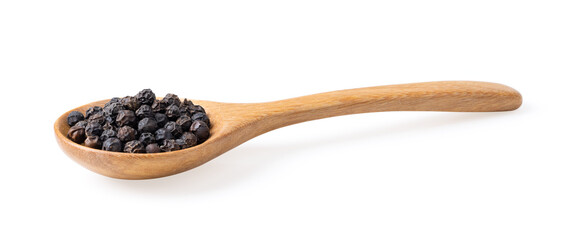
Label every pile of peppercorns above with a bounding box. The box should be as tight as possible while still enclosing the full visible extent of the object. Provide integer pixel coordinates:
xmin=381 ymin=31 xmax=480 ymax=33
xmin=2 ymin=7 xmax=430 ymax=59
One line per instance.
xmin=66 ymin=89 xmax=211 ymax=153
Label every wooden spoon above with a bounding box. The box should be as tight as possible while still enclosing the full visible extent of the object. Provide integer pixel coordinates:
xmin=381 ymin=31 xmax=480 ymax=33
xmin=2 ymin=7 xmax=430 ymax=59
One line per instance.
xmin=54 ymin=81 xmax=522 ymax=179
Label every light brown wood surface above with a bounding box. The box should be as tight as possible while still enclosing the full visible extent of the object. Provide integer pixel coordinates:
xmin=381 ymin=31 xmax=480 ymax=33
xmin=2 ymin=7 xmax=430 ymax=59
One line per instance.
xmin=54 ymin=81 xmax=522 ymax=179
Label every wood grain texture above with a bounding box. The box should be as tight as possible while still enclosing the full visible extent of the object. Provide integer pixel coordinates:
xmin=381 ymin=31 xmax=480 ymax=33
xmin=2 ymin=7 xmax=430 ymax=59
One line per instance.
xmin=54 ymin=81 xmax=522 ymax=179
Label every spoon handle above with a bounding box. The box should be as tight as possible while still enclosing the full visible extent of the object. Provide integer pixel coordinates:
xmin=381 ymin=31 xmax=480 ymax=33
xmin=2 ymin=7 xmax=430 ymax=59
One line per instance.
xmin=252 ymin=81 xmax=522 ymax=131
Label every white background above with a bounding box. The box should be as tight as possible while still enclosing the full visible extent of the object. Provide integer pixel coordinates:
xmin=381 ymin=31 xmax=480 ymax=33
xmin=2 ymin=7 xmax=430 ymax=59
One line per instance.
xmin=1 ymin=0 xmax=586 ymax=239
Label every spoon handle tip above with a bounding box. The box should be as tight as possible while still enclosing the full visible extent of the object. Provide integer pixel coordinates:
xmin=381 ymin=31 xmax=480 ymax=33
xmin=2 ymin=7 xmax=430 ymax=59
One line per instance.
xmin=248 ymin=81 xmax=522 ymax=131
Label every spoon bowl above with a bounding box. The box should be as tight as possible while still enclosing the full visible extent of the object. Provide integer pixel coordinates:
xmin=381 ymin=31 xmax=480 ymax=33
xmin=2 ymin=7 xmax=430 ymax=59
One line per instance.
xmin=55 ymin=99 xmax=248 ymax=179
xmin=55 ymin=81 xmax=522 ymax=179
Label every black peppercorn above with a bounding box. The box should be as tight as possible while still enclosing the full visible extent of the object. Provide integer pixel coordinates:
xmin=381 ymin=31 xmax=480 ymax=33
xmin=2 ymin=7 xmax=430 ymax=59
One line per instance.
xmin=85 ymin=106 xmax=103 ymax=118
xmin=154 ymin=128 xmax=173 ymax=143
xmin=179 ymin=104 xmax=191 ymax=116
xmin=124 ymin=140 xmax=145 ymax=153
xmin=154 ymin=113 xmax=168 ymax=128
xmin=160 ymin=139 xmax=181 ymax=152
xmin=117 ymin=126 xmax=137 ymax=142
xmin=138 ymin=117 xmax=158 ymax=133
xmin=102 ymin=122 xmax=115 ymax=131
xmin=121 ymin=96 xmax=140 ymax=111
xmin=139 ymin=132 xmax=155 ymax=145
xmin=66 ymin=89 xmax=211 ymax=153
xmin=165 ymin=105 xmax=181 ymax=120
xmin=104 ymin=102 xmax=124 ymax=116
xmin=68 ymin=125 xmax=86 ymax=143
xmin=180 ymin=99 xmax=205 ymax=115
xmin=189 ymin=120 xmax=210 ymax=143
xmin=74 ymin=120 xmax=88 ymax=128
xmin=67 ymin=111 xmax=85 ymax=126
xmin=175 ymin=138 xmax=187 ymax=149
xmin=100 ymin=129 xmax=117 ymax=142
xmin=180 ymin=132 xmax=198 ymax=148
xmin=85 ymin=121 xmax=104 ymax=137
xmin=145 ymin=143 xmax=161 ymax=153
xmin=151 ymin=99 xmax=166 ymax=113
xmin=164 ymin=121 xmax=183 ymax=138
xmin=87 ymin=111 xmax=106 ymax=125
xmin=161 ymin=93 xmax=181 ymax=107
xmin=176 ymin=115 xmax=192 ymax=132
xmin=102 ymin=138 xmax=122 ymax=152
xmin=191 ymin=112 xmax=210 ymax=127
xmin=116 ymin=110 xmax=137 ymax=127
xmin=193 ymin=104 xmax=205 ymax=114
xmin=182 ymin=98 xmax=194 ymax=106
xmin=84 ymin=135 xmax=102 ymax=149
xmin=136 ymin=104 xmax=153 ymax=119
xmin=135 ymin=89 xmax=156 ymax=105
xmin=105 ymin=97 xmax=121 ymax=108
xmin=105 ymin=115 xmax=116 ymax=125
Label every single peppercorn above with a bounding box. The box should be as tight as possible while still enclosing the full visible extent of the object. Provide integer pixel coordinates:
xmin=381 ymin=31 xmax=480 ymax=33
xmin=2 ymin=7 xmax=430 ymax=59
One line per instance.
xmin=135 ymin=104 xmax=153 ymax=119
xmin=161 ymin=93 xmax=181 ymax=107
xmin=180 ymin=99 xmax=205 ymax=115
xmin=180 ymin=132 xmax=198 ymax=148
xmin=139 ymin=132 xmax=155 ymax=145
xmin=74 ymin=120 xmax=88 ymax=128
xmin=175 ymin=138 xmax=187 ymax=149
xmin=165 ymin=105 xmax=181 ymax=120
xmin=154 ymin=113 xmax=168 ymax=128
xmin=67 ymin=111 xmax=85 ymax=126
xmin=179 ymin=104 xmax=191 ymax=116
xmin=104 ymin=97 xmax=121 ymax=107
xmin=160 ymin=139 xmax=181 ymax=152
xmin=121 ymin=96 xmax=140 ymax=111
xmin=176 ymin=115 xmax=192 ymax=132
xmin=117 ymin=126 xmax=137 ymax=142
xmin=87 ymin=111 xmax=106 ymax=125
xmin=164 ymin=121 xmax=183 ymax=138
xmin=138 ymin=117 xmax=158 ymax=133
xmin=116 ymin=110 xmax=137 ymax=127
xmin=135 ymin=89 xmax=156 ymax=105
xmin=124 ymin=140 xmax=145 ymax=153
xmin=182 ymin=98 xmax=193 ymax=106
xmin=190 ymin=120 xmax=210 ymax=143
xmin=85 ymin=106 xmax=103 ymax=118
xmin=193 ymin=104 xmax=205 ymax=114
xmin=104 ymin=102 xmax=124 ymax=116
xmin=68 ymin=125 xmax=86 ymax=143
xmin=100 ymin=129 xmax=117 ymax=142
xmin=84 ymin=135 xmax=102 ymax=149
xmin=145 ymin=143 xmax=161 ymax=153
xmin=85 ymin=121 xmax=104 ymax=137
xmin=191 ymin=112 xmax=210 ymax=127
xmin=154 ymin=128 xmax=173 ymax=143
xmin=102 ymin=138 xmax=122 ymax=152
xmin=105 ymin=115 xmax=116 ymax=125
xmin=151 ymin=99 xmax=165 ymax=113
xmin=182 ymin=104 xmax=205 ymax=116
